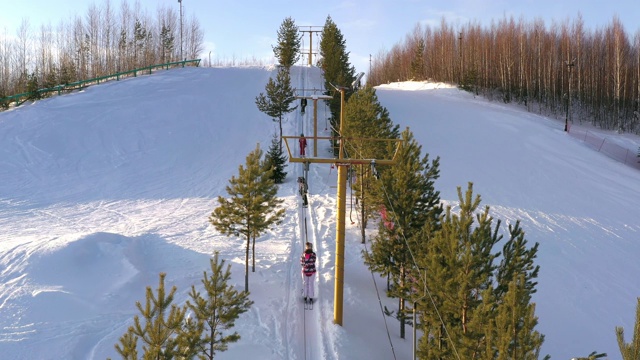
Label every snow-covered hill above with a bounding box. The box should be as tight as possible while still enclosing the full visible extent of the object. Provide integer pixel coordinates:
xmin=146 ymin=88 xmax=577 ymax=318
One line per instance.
xmin=0 ymin=65 xmax=639 ymax=359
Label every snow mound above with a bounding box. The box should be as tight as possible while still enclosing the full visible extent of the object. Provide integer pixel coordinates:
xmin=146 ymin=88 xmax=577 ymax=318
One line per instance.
xmin=376 ymin=80 xmax=456 ymax=91
xmin=5 ymin=233 xmax=210 ymax=325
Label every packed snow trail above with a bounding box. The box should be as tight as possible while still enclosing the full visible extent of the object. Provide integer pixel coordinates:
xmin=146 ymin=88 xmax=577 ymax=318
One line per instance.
xmin=296 ymin=64 xmax=327 ymax=360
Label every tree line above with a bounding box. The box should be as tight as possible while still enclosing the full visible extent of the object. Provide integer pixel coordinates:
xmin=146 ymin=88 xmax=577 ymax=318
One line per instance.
xmin=0 ymin=0 xmax=204 ymax=102
xmin=368 ymin=15 xmax=640 ymax=134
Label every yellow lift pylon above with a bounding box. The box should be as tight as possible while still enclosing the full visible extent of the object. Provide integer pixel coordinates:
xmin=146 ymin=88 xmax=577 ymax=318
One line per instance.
xmin=283 ymin=84 xmax=402 ymax=326
xmin=298 ymin=26 xmax=323 ymax=66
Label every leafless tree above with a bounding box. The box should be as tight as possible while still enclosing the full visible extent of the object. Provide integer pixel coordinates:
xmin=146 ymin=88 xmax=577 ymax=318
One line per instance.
xmin=369 ymin=14 xmax=640 ymax=134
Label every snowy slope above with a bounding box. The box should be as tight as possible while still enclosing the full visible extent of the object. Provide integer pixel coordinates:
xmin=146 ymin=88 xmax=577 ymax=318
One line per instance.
xmin=377 ymin=81 xmax=640 ymax=359
xmin=0 ymin=66 xmax=639 ymax=359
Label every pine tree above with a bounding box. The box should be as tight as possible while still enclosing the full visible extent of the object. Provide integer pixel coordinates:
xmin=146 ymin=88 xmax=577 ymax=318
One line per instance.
xmin=43 ymin=65 xmax=58 ymax=91
xmin=113 ymin=332 xmax=138 ymax=360
xmin=495 ymin=221 xmax=540 ymax=301
xmin=26 ymin=70 xmax=41 ymax=101
xmin=160 ymin=23 xmax=174 ymax=63
xmin=114 ymin=272 xmax=190 ymax=359
xmin=209 ymin=144 xmax=285 ymax=292
xmin=185 ymin=252 xmax=254 ymax=359
xmin=342 ymin=86 xmax=400 ymax=243
xmin=410 ymin=38 xmax=425 ymax=80
xmin=59 ymin=60 xmax=75 ymax=85
xmin=417 ymin=183 xmax=501 ymax=359
xmin=319 ymin=15 xmax=356 ymax=155
xmin=364 ymin=128 xmax=441 ymax=339
xmin=491 ymin=274 xmax=545 ymax=360
xmin=133 ymin=19 xmax=147 ymax=67
xmin=272 ymin=17 xmax=301 ymax=68
xmin=616 ymin=297 xmax=640 ymax=360
xmin=415 ymin=183 xmax=546 ymax=359
xmin=488 ymin=222 xmax=545 ymax=360
xmin=113 ymin=257 xmax=254 ymax=360
xmin=255 ymin=67 xmax=297 ymax=151
xmin=460 ymin=68 xmax=479 ymax=93
xmin=265 ymin=132 xmax=288 ymax=184
xmin=0 ymin=88 xmax=8 ymax=109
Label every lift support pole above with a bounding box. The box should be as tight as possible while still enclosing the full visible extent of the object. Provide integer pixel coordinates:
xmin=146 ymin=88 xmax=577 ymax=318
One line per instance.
xmin=284 ymin=137 xmax=401 ymax=326
xmin=334 ymin=88 xmax=347 ymax=325
xmin=298 ymin=26 xmax=322 ymax=66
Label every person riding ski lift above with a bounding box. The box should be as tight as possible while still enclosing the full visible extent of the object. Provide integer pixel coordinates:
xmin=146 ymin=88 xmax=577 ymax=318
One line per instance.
xmin=297 ymin=176 xmax=309 ymax=207
xmin=300 ymin=242 xmax=317 ymax=303
xmin=299 ymin=133 xmax=307 ymax=157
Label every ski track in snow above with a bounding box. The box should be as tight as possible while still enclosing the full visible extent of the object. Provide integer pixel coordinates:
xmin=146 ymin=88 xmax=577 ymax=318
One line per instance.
xmin=297 ymin=64 xmax=328 ymax=360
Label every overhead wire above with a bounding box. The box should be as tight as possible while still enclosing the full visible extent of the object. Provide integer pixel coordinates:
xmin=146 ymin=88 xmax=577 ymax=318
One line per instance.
xmin=326 ymin=87 xmax=458 ymax=357
xmin=345 ymin=182 xmax=397 ymax=359
xmin=335 ymin=140 xmax=397 ymax=359
xmin=363 ymin=233 xmax=398 ymax=360
xmin=378 ymin=182 xmax=461 ymax=360
xmin=343 ymin=138 xmax=461 ymax=360
xmin=321 ymin=93 xmax=399 ymax=357
xmin=349 ymin=166 xmax=355 ymax=225
xmin=298 ymin=65 xmax=311 ymax=360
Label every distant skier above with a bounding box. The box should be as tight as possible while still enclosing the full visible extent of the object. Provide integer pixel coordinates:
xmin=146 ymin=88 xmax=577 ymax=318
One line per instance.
xmin=300 ymin=242 xmax=317 ymax=302
xmin=299 ymin=133 xmax=307 ymax=156
xmin=301 ymin=98 xmax=307 ymax=114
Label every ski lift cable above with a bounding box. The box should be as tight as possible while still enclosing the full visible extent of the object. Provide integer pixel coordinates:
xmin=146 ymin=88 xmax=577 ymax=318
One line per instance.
xmin=379 ymin=182 xmax=461 ymax=360
xmin=336 ymin=149 xmax=395 ymax=358
xmin=329 ymin=114 xmax=455 ymax=357
xmin=337 ymin=140 xmax=397 ymax=359
xmin=343 ymin=139 xmax=461 ymax=360
xmin=361 ymin=234 xmax=398 ymax=360
xmin=299 ymin=65 xmax=315 ymax=360
xmin=349 ymin=166 xmax=355 ymax=225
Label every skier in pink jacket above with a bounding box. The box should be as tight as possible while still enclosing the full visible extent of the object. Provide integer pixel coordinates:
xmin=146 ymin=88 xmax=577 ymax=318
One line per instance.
xmin=300 ymin=242 xmax=317 ymax=303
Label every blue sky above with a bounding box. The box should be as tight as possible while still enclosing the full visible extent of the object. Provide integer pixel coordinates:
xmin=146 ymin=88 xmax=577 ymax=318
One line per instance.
xmin=1 ymin=0 xmax=639 ymax=73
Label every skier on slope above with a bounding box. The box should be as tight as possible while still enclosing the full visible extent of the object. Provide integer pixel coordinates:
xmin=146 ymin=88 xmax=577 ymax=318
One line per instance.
xmin=300 ymin=242 xmax=317 ymax=303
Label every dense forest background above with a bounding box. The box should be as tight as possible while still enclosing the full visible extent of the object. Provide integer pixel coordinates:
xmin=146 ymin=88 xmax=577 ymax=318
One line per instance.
xmin=368 ymin=16 xmax=640 ymax=134
xmin=0 ymin=1 xmax=203 ymax=101
xmin=3 ymin=4 xmax=640 ymax=136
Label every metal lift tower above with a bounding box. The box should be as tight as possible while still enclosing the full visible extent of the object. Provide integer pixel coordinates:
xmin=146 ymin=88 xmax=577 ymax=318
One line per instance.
xmin=283 ymin=73 xmax=402 ymax=326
